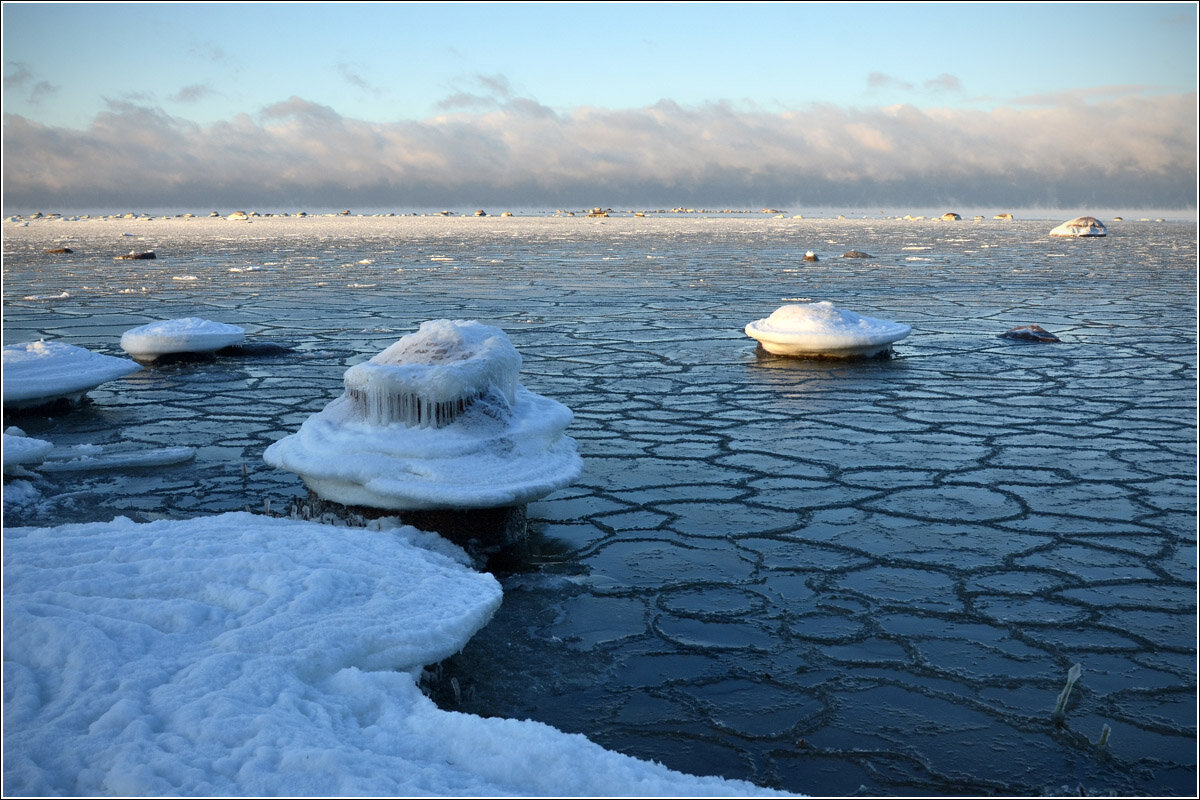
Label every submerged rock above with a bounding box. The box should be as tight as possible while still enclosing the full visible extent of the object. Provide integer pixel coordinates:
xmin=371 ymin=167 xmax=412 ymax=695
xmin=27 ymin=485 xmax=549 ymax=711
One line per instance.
xmin=43 ymin=247 xmax=73 ymax=254
xmin=841 ymin=250 xmax=873 ymax=259
xmin=1000 ymin=325 xmax=1062 ymax=343
xmin=1050 ymin=216 xmax=1106 ymax=237
xmin=114 ymin=251 xmax=156 ymax=260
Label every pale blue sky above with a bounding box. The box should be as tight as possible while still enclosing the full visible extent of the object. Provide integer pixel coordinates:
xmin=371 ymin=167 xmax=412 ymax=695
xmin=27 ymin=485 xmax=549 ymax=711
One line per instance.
xmin=2 ymin=2 xmax=1196 ymax=211
xmin=4 ymin=2 xmax=1195 ymax=128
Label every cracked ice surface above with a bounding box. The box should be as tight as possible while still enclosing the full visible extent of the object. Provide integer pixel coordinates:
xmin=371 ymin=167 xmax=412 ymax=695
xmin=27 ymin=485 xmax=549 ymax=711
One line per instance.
xmin=3 ymin=213 xmax=1195 ymax=796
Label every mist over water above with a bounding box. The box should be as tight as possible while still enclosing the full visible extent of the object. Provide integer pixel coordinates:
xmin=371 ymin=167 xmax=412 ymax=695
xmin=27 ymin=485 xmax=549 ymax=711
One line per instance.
xmin=3 ymin=213 xmax=1195 ymax=796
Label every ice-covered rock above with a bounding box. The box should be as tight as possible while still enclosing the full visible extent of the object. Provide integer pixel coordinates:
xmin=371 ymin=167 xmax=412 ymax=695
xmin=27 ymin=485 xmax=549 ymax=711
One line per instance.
xmin=1049 ymin=216 xmax=1107 ymax=237
xmin=264 ymin=320 xmax=583 ymax=511
xmin=2 ymin=340 xmax=142 ymax=409
xmin=120 ymin=317 xmax=246 ymax=361
xmin=745 ymin=301 xmax=911 ymax=358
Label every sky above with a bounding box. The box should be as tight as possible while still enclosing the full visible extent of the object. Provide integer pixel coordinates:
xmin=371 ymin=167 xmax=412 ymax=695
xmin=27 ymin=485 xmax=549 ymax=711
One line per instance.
xmin=2 ymin=2 xmax=1197 ymax=212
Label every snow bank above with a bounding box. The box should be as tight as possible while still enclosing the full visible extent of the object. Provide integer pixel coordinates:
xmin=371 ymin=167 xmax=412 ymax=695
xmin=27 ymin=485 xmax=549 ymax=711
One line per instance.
xmin=3 ymin=513 xmax=789 ymax=797
xmin=264 ymin=320 xmax=583 ymax=510
xmin=745 ymin=301 xmax=911 ymax=357
xmin=2 ymin=341 xmax=141 ymax=409
xmin=120 ymin=317 xmax=245 ymax=360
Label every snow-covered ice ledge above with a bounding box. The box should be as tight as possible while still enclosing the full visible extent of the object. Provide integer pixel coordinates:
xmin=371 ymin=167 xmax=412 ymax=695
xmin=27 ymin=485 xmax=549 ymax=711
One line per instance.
xmin=2 ymin=513 xmax=792 ymax=797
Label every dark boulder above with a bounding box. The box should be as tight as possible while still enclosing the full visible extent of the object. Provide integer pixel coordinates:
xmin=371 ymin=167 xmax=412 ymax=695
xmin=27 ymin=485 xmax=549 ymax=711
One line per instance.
xmin=114 ymin=251 xmax=156 ymax=260
xmin=842 ymin=250 xmax=873 ymax=259
xmin=43 ymin=247 xmax=73 ymax=254
xmin=1000 ymin=325 xmax=1061 ymax=343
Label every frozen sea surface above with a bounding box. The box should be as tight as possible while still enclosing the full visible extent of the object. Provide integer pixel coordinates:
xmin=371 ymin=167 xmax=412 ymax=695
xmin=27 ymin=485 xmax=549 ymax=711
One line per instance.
xmin=3 ymin=213 xmax=1196 ymax=796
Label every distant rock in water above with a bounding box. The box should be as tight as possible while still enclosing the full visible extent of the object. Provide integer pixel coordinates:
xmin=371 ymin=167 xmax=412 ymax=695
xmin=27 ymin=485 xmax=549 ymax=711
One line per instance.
xmin=1000 ymin=325 xmax=1062 ymax=343
xmin=941 ymin=212 xmax=961 ymax=221
xmin=803 ymin=251 xmax=819 ymax=262
xmin=842 ymin=250 xmax=873 ymax=259
xmin=43 ymin=247 xmax=73 ymax=254
xmin=114 ymin=251 xmax=156 ymax=260
xmin=994 ymin=213 xmax=1014 ymax=220
xmin=1049 ymin=216 xmax=1106 ymax=237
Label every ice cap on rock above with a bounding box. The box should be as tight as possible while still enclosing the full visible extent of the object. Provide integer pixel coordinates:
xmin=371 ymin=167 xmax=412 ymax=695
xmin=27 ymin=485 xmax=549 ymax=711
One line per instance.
xmin=745 ymin=301 xmax=911 ymax=358
xmin=263 ymin=320 xmax=583 ymax=511
xmin=120 ymin=317 xmax=245 ymax=361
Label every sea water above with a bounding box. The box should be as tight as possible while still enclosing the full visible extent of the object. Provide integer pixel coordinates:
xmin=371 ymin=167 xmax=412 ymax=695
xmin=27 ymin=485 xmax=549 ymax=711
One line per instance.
xmin=3 ymin=213 xmax=1196 ymax=796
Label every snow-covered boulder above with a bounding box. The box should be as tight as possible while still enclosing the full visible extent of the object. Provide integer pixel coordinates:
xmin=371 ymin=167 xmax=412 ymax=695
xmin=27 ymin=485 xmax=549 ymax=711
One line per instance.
xmin=2 ymin=340 xmax=141 ymax=410
xmin=120 ymin=317 xmax=245 ymax=361
xmin=745 ymin=301 xmax=911 ymax=358
xmin=264 ymin=320 xmax=583 ymax=511
xmin=1049 ymin=216 xmax=1106 ymax=237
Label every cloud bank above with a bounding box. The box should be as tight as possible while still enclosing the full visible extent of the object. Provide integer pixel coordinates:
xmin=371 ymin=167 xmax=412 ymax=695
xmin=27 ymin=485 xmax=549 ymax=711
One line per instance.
xmin=3 ymin=92 xmax=1195 ymax=211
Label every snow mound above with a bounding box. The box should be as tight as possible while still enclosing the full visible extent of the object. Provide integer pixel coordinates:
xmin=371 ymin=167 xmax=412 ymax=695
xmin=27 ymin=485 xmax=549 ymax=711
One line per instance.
xmin=2 ymin=340 xmax=142 ymax=409
xmin=745 ymin=301 xmax=911 ymax=358
xmin=2 ymin=428 xmax=55 ymax=474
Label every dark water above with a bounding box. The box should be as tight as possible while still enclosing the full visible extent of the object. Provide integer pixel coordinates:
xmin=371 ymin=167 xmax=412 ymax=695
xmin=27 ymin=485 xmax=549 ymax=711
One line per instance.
xmin=3 ymin=214 xmax=1196 ymax=796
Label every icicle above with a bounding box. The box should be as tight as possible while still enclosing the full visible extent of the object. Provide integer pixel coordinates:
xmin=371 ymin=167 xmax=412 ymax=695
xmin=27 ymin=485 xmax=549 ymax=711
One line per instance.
xmin=342 ymin=320 xmax=521 ymax=429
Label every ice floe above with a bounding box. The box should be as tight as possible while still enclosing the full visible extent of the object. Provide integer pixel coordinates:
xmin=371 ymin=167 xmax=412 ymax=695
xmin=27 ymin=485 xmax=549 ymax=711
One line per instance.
xmin=1049 ymin=216 xmax=1107 ymax=237
xmin=264 ymin=319 xmax=583 ymax=510
xmin=745 ymin=301 xmax=911 ymax=358
xmin=2 ymin=512 xmax=783 ymax=797
xmin=37 ymin=444 xmax=196 ymax=473
xmin=119 ymin=317 xmax=246 ymax=361
xmin=2 ymin=340 xmax=142 ymax=409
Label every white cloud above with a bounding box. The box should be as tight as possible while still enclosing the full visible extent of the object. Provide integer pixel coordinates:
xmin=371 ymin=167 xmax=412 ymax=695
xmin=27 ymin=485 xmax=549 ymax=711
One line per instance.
xmin=2 ymin=92 xmax=1195 ymax=210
